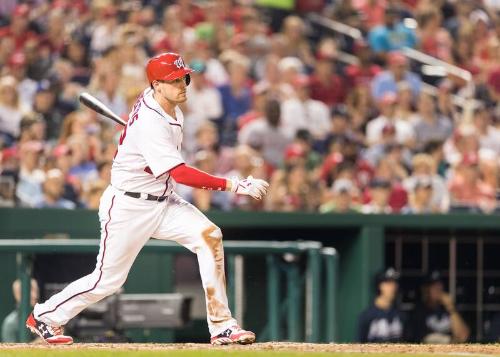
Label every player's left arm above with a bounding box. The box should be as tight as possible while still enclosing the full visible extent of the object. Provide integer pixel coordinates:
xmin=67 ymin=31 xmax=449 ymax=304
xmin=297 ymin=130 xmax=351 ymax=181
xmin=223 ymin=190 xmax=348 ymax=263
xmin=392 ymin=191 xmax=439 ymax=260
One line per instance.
xmin=169 ymin=164 xmax=269 ymax=200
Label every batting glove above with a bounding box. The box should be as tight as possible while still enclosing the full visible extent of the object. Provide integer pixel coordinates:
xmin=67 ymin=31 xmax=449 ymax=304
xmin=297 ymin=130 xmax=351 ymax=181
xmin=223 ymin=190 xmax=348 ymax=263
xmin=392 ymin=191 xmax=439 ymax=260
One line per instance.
xmin=228 ymin=176 xmax=269 ymax=200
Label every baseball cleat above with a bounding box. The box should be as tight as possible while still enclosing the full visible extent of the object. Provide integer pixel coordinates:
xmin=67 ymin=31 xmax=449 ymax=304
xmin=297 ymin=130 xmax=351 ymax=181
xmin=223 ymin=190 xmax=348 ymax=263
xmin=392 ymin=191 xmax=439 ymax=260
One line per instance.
xmin=210 ymin=326 xmax=256 ymax=345
xmin=26 ymin=312 xmax=73 ymax=345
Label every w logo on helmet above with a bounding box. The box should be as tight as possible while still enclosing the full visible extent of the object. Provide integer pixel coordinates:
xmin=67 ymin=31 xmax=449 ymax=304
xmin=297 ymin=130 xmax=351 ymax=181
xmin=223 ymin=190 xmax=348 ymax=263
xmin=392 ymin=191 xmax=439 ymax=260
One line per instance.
xmin=174 ymin=58 xmax=185 ymax=69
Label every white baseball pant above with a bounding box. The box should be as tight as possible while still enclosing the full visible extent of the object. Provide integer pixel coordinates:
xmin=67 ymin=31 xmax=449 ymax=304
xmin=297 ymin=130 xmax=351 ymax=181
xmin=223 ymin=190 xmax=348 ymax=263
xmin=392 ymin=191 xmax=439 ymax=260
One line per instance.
xmin=33 ymin=185 xmax=237 ymax=336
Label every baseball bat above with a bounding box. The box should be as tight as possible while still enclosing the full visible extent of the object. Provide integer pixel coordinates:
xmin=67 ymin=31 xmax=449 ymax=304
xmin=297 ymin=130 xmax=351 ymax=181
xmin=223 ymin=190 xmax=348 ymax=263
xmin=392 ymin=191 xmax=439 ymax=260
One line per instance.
xmin=79 ymin=92 xmax=127 ymax=127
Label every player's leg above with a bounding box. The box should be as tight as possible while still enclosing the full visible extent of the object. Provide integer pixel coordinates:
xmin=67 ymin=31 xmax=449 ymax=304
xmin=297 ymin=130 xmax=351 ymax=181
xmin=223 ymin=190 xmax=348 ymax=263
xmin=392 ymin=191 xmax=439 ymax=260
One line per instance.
xmin=152 ymin=193 xmax=254 ymax=344
xmin=28 ymin=187 xmax=163 ymax=344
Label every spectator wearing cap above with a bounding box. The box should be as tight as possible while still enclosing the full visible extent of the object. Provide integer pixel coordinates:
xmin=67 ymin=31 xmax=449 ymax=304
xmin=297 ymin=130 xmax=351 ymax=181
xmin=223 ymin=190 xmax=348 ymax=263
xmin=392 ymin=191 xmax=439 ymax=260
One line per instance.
xmin=411 ymin=91 xmax=453 ymax=152
xmin=237 ymin=82 xmax=269 ymax=131
xmin=35 ymin=169 xmax=75 ymax=209
xmin=407 ymin=272 xmax=469 ymax=343
xmin=366 ymin=93 xmax=415 ymax=147
xmin=4 ymin=52 xmax=37 ymax=110
xmin=281 ymin=74 xmax=331 ymax=141
xmin=368 ymin=6 xmax=417 ymax=54
xmin=319 ymin=178 xmax=360 ymax=213
xmin=404 ymin=154 xmax=450 ymax=213
xmin=183 ymin=60 xmax=223 ymax=155
xmin=0 ymin=4 xmax=38 ymax=51
xmin=0 ymin=76 xmax=26 ymax=146
xmin=15 ymin=140 xmax=45 ymax=207
xmin=239 ymin=98 xmax=291 ymax=169
xmin=401 ymin=175 xmax=435 ymax=214
xmin=371 ymin=52 xmax=422 ymax=101
xmin=448 ymin=153 xmax=496 ymax=213
xmin=357 ymin=268 xmax=405 ymax=343
xmin=362 ymin=178 xmax=393 ymax=214
xmin=309 ymin=38 xmax=346 ymax=107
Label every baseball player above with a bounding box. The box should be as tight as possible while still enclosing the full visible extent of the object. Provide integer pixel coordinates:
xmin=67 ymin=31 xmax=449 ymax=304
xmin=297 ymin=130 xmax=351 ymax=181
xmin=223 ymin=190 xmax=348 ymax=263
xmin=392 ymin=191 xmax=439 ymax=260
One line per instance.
xmin=26 ymin=52 xmax=269 ymax=345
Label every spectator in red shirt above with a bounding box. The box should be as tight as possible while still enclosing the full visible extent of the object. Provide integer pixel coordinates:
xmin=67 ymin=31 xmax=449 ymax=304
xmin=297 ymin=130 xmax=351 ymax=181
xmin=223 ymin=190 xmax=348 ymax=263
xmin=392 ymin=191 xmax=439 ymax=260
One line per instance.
xmin=309 ymin=40 xmax=346 ymax=107
xmin=0 ymin=4 xmax=38 ymax=51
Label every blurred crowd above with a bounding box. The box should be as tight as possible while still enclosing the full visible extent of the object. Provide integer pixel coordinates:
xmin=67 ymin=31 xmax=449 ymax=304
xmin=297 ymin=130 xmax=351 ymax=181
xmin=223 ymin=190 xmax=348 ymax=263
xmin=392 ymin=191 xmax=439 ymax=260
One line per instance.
xmin=1 ymin=0 xmax=500 ymax=214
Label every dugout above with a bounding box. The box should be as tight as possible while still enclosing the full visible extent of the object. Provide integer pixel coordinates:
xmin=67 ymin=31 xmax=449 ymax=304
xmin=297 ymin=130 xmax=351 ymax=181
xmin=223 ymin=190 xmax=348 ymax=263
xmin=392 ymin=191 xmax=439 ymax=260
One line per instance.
xmin=1 ymin=208 xmax=499 ymax=342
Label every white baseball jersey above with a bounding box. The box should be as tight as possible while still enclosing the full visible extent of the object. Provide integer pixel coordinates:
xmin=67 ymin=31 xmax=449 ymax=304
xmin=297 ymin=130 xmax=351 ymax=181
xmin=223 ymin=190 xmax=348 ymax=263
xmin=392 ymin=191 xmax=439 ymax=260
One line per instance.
xmin=111 ymin=88 xmax=185 ymax=196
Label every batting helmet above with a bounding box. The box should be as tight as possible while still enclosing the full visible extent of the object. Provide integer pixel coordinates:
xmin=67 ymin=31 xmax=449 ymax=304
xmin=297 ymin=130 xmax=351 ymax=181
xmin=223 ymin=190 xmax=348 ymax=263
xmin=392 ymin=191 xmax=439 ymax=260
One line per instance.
xmin=146 ymin=52 xmax=193 ymax=86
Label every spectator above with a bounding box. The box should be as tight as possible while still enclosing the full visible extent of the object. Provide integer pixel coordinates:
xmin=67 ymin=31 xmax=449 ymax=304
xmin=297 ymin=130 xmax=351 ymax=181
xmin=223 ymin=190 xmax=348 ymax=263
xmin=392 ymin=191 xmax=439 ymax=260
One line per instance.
xmin=266 ymin=163 xmax=318 ymax=212
xmin=35 ymin=168 xmax=75 ymax=209
xmin=411 ymin=91 xmax=453 ymax=151
xmin=404 ymin=154 xmax=450 ymax=213
xmin=320 ymin=178 xmax=360 ymax=213
xmin=218 ymin=59 xmax=252 ymax=146
xmin=371 ymin=52 xmax=422 ymax=101
xmin=401 ymin=176 xmax=435 ymax=214
xmin=309 ymin=38 xmax=346 ymax=107
xmin=32 ymin=81 xmax=65 ymax=141
xmin=281 ymin=74 xmax=331 ymax=141
xmin=448 ymin=154 xmax=496 ymax=213
xmin=1 ymin=278 xmax=39 ymax=342
xmin=0 ymin=76 xmax=25 ymax=146
xmin=362 ymin=178 xmax=393 ymax=214
xmin=368 ymin=7 xmax=417 ymax=54
xmin=15 ymin=140 xmax=44 ymax=207
xmin=238 ymin=98 xmax=290 ymax=168
xmin=358 ymin=268 xmax=404 ymax=343
xmin=366 ymin=93 xmax=415 ymax=147
xmin=394 ymin=81 xmax=416 ymax=122
xmin=408 ymin=272 xmax=470 ymax=343
xmin=184 ymin=59 xmax=223 ymax=155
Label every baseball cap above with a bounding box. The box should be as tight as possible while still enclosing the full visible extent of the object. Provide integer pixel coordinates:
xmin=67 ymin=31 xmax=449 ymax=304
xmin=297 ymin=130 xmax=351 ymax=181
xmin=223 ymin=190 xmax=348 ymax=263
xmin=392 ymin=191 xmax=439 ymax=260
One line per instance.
xmin=369 ymin=178 xmax=391 ymax=189
xmin=284 ymin=143 xmax=306 ymax=161
xmin=375 ymin=267 xmax=400 ymax=285
xmin=8 ymin=52 xmax=27 ymax=68
xmin=331 ymin=104 xmax=349 ymax=119
xmin=13 ymin=4 xmax=30 ymax=18
xmin=189 ymin=59 xmax=206 ymax=73
xmin=388 ymin=52 xmax=408 ymax=66
xmin=379 ymin=92 xmax=398 ymax=105
xmin=422 ymin=271 xmax=442 ymax=286
xmin=332 ymin=179 xmax=354 ymax=194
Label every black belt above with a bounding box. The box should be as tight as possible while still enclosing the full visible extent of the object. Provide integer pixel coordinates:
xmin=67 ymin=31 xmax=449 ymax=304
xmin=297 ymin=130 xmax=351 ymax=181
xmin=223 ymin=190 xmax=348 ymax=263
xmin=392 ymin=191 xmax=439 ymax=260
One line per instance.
xmin=124 ymin=191 xmax=168 ymax=202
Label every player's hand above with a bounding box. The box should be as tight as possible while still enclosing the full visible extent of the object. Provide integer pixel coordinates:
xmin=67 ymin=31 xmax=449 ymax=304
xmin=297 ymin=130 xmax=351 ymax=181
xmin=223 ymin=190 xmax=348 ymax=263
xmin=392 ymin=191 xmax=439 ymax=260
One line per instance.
xmin=228 ymin=176 xmax=269 ymax=200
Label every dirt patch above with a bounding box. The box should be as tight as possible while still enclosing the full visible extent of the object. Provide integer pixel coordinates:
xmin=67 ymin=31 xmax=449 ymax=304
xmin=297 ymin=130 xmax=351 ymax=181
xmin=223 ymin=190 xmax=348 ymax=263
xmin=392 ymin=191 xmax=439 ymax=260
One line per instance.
xmin=1 ymin=342 xmax=500 ymax=354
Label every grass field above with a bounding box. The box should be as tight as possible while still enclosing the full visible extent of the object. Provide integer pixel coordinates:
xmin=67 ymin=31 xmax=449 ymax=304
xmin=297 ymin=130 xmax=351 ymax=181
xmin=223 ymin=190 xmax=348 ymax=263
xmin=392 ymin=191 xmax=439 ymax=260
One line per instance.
xmin=2 ymin=343 xmax=500 ymax=357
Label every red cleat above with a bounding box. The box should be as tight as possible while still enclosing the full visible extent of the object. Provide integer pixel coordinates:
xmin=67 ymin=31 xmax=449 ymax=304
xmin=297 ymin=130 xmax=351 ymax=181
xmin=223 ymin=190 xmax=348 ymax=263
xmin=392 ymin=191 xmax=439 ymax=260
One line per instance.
xmin=26 ymin=313 xmax=73 ymax=345
xmin=210 ymin=325 xmax=256 ymax=345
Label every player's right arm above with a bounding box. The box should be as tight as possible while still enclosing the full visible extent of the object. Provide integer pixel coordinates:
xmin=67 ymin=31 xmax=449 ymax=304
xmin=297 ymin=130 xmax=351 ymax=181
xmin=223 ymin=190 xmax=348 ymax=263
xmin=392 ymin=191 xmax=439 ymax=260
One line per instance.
xmin=134 ymin=116 xmax=268 ymax=200
xmin=169 ymin=164 xmax=269 ymax=200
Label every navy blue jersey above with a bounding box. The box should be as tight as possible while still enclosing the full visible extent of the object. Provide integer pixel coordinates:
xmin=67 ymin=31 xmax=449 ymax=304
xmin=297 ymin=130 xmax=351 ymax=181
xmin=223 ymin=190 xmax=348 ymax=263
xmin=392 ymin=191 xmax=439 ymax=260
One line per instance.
xmin=408 ymin=304 xmax=451 ymax=343
xmin=357 ymin=304 xmax=405 ymax=343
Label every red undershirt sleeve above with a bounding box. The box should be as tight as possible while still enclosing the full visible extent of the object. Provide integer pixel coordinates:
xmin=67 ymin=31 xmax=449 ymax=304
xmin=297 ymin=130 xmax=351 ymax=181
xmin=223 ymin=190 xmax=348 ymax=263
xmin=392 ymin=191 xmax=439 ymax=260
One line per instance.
xmin=169 ymin=164 xmax=228 ymax=191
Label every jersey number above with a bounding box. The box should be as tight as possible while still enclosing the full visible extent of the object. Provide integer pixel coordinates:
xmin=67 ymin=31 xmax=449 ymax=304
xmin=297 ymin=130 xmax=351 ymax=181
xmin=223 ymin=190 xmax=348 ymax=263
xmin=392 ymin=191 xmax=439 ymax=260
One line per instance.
xmin=119 ymin=101 xmax=141 ymax=145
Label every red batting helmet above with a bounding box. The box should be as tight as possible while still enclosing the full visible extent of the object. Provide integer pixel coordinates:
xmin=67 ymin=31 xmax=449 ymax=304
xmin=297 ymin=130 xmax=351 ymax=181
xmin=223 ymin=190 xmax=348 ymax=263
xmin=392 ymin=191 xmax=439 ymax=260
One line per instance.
xmin=146 ymin=52 xmax=194 ymax=85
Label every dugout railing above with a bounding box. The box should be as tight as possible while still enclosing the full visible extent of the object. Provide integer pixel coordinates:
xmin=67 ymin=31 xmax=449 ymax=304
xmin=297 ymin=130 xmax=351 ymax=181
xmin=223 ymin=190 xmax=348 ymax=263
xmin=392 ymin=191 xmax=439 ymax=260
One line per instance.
xmin=0 ymin=239 xmax=338 ymax=343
